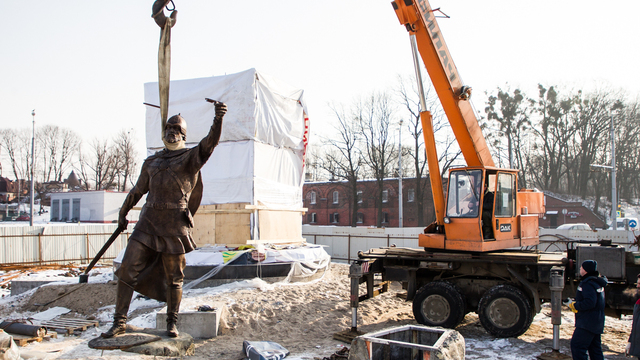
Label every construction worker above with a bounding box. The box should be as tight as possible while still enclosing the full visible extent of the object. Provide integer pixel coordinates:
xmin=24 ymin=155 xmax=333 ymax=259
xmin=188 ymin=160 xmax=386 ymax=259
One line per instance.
xmin=566 ymin=260 xmax=607 ymax=360
xmin=626 ymin=274 xmax=640 ymax=358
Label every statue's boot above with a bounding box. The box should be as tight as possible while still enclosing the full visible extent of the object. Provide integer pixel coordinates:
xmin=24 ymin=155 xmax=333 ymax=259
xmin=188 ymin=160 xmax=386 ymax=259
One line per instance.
xmin=101 ymin=282 xmax=134 ymax=338
xmin=167 ymin=312 xmax=179 ymax=337
xmin=166 ymin=285 xmax=181 ymax=337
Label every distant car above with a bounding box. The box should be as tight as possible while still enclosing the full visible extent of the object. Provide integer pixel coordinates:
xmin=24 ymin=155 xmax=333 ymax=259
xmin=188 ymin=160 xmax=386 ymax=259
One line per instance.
xmin=616 ymin=217 xmax=639 ymax=230
xmin=556 ymin=223 xmax=591 ymax=231
xmin=15 ymin=215 xmax=30 ymax=221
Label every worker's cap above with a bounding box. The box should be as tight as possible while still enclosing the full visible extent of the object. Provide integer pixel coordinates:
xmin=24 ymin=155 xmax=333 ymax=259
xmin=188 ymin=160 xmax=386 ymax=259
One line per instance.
xmin=581 ymin=260 xmax=597 ymax=273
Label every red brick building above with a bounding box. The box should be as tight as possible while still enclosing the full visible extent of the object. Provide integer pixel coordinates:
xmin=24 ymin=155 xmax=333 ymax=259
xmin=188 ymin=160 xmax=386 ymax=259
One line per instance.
xmin=303 ymin=179 xmax=607 ymax=230
xmin=539 ymin=193 xmax=606 ymax=229
xmin=302 ymin=177 xmax=436 ymax=227
xmin=0 ymin=177 xmax=27 ymax=202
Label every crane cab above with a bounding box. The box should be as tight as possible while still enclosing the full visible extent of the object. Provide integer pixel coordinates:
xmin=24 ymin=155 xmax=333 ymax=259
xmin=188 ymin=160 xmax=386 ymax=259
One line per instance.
xmin=419 ymin=167 xmax=544 ymax=252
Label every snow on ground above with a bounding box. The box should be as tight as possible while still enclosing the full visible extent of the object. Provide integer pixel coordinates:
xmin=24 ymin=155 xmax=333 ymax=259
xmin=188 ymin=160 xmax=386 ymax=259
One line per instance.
xmin=0 ymin=265 xmax=633 ymax=359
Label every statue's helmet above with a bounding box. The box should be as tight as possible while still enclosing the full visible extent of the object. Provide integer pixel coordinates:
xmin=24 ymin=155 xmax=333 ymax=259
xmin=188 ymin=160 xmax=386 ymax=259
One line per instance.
xmin=165 ymin=114 xmax=187 ymax=139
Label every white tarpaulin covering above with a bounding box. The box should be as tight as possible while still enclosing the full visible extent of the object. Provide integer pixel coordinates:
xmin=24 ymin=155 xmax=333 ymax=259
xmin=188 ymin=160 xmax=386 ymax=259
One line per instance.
xmin=144 ymin=69 xmax=309 ymax=209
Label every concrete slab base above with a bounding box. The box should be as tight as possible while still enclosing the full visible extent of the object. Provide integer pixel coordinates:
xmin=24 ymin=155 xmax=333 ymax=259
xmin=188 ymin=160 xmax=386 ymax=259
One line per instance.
xmin=10 ymin=280 xmax=59 ymax=296
xmin=124 ymin=329 xmax=194 ymax=357
xmin=88 ymin=332 xmax=161 ymax=350
xmin=156 ymin=302 xmax=224 ymax=339
xmin=348 ymin=325 xmax=464 ymax=360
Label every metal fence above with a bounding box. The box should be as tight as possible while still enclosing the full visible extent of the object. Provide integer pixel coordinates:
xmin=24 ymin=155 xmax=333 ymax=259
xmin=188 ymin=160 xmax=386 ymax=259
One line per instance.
xmin=302 ymin=226 xmax=638 ymax=263
xmin=303 ymin=233 xmax=421 ymax=263
xmin=0 ymin=224 xmax=131 ymax=266
xmin=1 ymin=224 xmax=636 ymax=266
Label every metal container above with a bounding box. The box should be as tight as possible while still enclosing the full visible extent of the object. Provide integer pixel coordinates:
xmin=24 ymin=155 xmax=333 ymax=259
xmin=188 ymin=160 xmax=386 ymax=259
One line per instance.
xmin=348 ymin=325 xmax=464 ymax=360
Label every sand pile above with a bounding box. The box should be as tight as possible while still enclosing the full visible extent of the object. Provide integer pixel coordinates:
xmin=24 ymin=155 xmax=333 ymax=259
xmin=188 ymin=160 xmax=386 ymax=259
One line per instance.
xmin=0 ymin=263 xmax=633 ymax=359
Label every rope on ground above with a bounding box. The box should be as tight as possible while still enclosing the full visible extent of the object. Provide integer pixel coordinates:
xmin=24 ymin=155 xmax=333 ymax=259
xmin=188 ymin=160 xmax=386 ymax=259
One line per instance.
xmin=182 ymin=250 xmax=250 ymax=291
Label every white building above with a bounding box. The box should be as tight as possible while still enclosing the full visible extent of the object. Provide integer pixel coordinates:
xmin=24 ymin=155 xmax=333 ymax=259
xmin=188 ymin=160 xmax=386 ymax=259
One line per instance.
xmin=49 ymin=191 xmax=142 ymax=223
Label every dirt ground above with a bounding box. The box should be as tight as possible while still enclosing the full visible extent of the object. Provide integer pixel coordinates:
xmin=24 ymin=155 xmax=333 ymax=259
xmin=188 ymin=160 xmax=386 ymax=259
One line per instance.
xmin=0 ymin=263 xmax=632 ymax=359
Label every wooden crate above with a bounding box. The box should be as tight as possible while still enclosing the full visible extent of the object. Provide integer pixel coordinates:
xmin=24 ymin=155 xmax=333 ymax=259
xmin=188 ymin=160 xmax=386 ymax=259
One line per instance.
xmin=192 ymin=203 xmax=306 ymax=247
xmin=192 ymin=203 xmax=252 ymax=247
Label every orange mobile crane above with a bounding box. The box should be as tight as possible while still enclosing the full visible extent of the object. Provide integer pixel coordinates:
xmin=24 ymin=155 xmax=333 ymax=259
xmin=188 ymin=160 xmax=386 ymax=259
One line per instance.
xmin=343 ymin=0 xmax=637 ymax=341
xmin=392 ymin=0 xmax=544 ymax=252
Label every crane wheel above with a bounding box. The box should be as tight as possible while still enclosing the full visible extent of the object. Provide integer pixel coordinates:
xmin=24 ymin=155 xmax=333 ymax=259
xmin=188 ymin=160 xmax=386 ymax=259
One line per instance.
xmin=477 ymin=284 xmax=533 ymax=338
xmin=412 ymin=281 xmax=466 ymax=329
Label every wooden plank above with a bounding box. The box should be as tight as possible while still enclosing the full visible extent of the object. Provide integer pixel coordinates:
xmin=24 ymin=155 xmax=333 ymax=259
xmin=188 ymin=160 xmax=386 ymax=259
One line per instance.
xmin=246 ymin=238 xmax=306 ymax=245
xmin=245 ymin=205 xmax=308 ymax=212
xmin=198 ymin=209 xmax=253 ymax=214
xmin=192 ymin=209 xmax=217 ymax=246
xmin=258 ymin=210 xmax=302 ymax=242
xmin=40 ymin=318 xmax=98 ymax=335
xmin=10 ymin=331 xmax=57 ymax=346
xmin=192 ymin=203 xmax=251 ymax=247
xmin=41 ymin=319 xmax=98 ymax=326
xmin=43 ymin=318 xmax=99 ymax=326
xmin=216 ymin=210 xmax=251 ymax=246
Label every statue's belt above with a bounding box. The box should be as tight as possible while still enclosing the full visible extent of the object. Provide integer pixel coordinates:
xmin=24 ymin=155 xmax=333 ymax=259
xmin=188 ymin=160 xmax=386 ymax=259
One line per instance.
xmin=145 ymin=202 xmax=188 ymax=210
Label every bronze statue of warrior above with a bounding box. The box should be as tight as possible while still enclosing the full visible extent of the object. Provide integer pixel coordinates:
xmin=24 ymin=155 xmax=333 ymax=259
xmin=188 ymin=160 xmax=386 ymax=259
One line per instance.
xmin=101 ymin=101 xmax=227 ymax=338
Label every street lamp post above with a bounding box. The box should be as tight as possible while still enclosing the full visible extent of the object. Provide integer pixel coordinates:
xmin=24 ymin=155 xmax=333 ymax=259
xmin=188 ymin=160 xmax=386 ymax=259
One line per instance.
xmin=610 ymin=109 xmax=617 ymax=229
xmin=591 ymin=109 xmax=619 ymax=230
xmin=398 ymin=120 xmax=403 ymax=228
xmin=30 ymin=109 xmax=35 ymax=226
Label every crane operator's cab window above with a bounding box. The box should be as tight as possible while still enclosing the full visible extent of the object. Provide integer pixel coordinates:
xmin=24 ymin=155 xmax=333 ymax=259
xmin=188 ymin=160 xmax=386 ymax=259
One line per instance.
xmin=494 ymin=173 xmax=516 ymax=217
xmin=446 ymin=169 xmax=482 ymax=218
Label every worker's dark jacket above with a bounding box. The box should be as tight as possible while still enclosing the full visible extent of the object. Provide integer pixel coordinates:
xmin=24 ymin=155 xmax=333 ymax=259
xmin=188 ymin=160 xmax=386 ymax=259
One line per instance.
xmin=629 ymin=301 xmax=640 ymax=357
xmin=574 ymin=272 xmax=608 ymax=334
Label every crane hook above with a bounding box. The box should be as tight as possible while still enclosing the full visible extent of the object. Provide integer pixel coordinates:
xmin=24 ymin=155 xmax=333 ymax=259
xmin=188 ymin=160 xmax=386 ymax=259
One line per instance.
xmin=152 ymin=0 xmax=177 ymax=29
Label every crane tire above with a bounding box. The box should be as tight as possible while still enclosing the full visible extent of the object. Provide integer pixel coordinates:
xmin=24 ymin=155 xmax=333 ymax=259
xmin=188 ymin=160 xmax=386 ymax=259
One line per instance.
xmin=478 ymin=284 xmax=533 ymax=338
xmin=412 ymin=281 xmax=466 ymax=329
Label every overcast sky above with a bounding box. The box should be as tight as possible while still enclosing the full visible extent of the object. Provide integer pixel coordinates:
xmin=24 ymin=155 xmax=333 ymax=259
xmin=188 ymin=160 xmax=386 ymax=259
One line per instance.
xmin=2 ymin=1 xmax=639 ymax=164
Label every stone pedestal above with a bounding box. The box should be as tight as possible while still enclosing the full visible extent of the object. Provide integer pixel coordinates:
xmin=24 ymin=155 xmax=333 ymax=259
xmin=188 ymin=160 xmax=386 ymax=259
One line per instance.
xmin=156 ymin=302 xmax=223 ymax=339
xmin=88 ymin=327 xmax=194 ymax=357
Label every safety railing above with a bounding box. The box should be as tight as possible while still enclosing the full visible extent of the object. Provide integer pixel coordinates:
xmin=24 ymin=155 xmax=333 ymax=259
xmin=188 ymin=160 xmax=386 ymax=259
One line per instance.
xmin=0 ymin=225 xmax=131 ymax=267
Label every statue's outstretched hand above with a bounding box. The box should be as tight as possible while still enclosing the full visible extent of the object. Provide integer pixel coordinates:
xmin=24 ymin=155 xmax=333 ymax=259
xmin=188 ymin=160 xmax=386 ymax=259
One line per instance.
xmin=215 ymin=102 xmax=227 ymax=120
xmin=205 ymin=98 xmax=227 ymax=121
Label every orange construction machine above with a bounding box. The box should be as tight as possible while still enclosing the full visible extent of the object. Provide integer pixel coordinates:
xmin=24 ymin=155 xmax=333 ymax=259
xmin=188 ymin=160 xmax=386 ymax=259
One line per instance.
xmin=392 ymin=0 xmax=544 ymax=252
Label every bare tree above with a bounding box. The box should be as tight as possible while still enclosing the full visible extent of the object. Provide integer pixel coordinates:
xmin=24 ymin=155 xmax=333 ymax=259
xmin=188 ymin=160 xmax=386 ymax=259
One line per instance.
xmin=614 ymin=99 xmax=640 ymax=202
xmin=357 ymin=91 xmax=398 ymax=227
xmin=0 ymin=128 xmax=31 ymax=182
xmin=397 ymin=74 xmax=461 ymax=226
xmin=112 ymin=129 xmax=139 ymax=191
xmin=529 ymin=85 xmax=577 ymax=192
xmin=318 ymin=103 xmax=364 ymax=226
xmin=569 ymin=91 xmax=620 ymax=198
xmin=37 ymin=125 xmax=81 ymax=183
xmin=484 ymin=87 xmax=533 ymax=188
xmin=78 ymin=139 xmax=119 ymax=190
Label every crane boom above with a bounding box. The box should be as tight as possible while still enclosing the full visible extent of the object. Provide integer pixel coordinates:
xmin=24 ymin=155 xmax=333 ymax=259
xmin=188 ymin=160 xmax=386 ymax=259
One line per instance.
xmin=391 ymin=0 xmax=544 ymax=252
xmin=392 ymin=0 xmax=494 ymax=168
